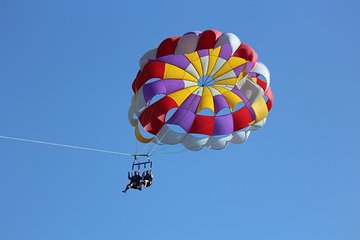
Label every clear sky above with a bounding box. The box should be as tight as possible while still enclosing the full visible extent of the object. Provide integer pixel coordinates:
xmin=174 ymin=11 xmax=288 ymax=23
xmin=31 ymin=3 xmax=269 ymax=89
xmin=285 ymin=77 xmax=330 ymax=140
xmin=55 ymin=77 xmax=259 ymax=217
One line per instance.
xmin=0 ymin=0 xmax=359 ymax=239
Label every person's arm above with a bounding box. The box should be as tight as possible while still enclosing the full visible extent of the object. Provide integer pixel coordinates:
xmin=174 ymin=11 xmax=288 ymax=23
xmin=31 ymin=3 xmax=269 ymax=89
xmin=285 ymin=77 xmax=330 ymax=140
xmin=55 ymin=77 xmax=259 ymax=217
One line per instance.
xmin=128 ymin=172 xmax=131 ymax=180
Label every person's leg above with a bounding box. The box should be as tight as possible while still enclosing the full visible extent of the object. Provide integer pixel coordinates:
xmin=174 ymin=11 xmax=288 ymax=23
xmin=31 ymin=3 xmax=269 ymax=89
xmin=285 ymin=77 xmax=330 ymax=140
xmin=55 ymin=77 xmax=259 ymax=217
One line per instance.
xmin=143 ymin=180 xmax=149 ymax=187
xmin=122 ymin=184 xmax=130 ymax=193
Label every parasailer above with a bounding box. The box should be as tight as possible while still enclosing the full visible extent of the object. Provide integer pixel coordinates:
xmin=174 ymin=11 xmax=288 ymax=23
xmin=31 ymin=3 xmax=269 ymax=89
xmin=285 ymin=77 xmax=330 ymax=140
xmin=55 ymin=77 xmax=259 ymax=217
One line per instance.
xmin=122 ymin=169 xmax=154 ymax=193
xmin=123 ymin=155 xmax=154 ymax=193
xmin=122 ymin=171 xmax=143 ymax=193
xmin=142 ymin=170 xmax=153 ymax=188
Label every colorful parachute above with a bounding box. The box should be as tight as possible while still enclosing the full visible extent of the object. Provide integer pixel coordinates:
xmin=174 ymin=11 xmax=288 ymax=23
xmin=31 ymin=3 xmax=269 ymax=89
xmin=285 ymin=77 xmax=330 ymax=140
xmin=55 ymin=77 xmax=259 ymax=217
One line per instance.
xmin=128 ymin=29 xmax=273 ymax=151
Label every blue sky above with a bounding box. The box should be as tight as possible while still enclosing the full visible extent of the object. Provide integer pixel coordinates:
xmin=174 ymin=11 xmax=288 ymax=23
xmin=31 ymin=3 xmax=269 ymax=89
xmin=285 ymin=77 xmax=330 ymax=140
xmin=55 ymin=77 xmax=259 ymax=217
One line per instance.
xmin=0 ymin=0 xmax=359 ymax=239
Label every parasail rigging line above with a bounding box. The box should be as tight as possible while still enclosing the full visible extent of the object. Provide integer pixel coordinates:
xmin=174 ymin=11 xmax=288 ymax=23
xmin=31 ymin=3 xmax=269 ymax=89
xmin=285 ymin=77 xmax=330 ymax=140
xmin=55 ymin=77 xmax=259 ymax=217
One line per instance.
xmin=0 ymin=135 xmax=134 ymax=156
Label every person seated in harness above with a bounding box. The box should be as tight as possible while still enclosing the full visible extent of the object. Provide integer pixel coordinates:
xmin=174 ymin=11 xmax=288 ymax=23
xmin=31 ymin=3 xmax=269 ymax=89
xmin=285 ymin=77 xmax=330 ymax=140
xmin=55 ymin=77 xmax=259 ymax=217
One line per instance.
xmin=142 ymin=170 xmax=153 ymax=188
xmin=122 ymin=171 xmax=143 ymax=193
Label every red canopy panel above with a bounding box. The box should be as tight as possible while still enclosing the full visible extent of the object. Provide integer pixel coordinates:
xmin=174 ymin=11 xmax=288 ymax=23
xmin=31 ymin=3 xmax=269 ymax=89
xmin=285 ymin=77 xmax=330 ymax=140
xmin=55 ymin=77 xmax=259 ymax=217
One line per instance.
xmin=256 ymin=78 xmax=267 ymax=91
xmin=133 ymin=61 xmax=165 ymax=92
xmin=156 ymin=36 xmax=181 ymax=58
xmin=188 ymin=115 xmax=214 ymax=135
xmin=234 ymin=43 xmax=258 ymax=66
xmin=265 ymin=87 xmax=273 ymax=111
xmin=139 ymin=96 xmax=178 ymax=135
xmin=196 ymin=29 xmax=222 ymax=50
xmin=232 ymin=107 xmax=253 ymax=131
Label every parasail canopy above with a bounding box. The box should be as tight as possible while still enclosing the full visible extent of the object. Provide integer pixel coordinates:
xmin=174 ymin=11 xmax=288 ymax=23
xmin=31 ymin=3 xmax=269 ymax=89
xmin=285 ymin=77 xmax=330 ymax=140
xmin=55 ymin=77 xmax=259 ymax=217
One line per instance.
xmin=128 ymin=29 xmax=273 ymax=151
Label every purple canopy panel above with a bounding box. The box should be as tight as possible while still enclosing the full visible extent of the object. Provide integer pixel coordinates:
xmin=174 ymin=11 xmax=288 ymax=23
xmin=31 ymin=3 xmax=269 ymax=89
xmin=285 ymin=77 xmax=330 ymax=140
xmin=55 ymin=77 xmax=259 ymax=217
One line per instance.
xmin=157 ymin=54 xmax=191 ymax=70
xmin=248 ymin=72 xmax=257 ymax=78
xmin=197 ymin=49 xmax=209 ymax=58
xmin=166 ymin=108 xmax=196 ymax=132
xmin=233 ymin=64 xmax=246 ymax=77
xmin=213 ymin=95 xmax=229 ymax=114
xmin=163 ymin=80 xmax=185 ymax=94
xmin=246 ymin=61 xmax=255 ymax=72
xmin=143 ymin=81 xmax=166 ymax=103
xmin=179 ymin=94 xmax=201 ymax=113
xmin=213 ymin=114 xmax=234 ymax=135
xmin=155 ymin=55 xmax=172 ymax=64
xmin=218 ymin=43 xmax=232 ymax=60
xmin=143 ymin=80 xmax=185 ymax=103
